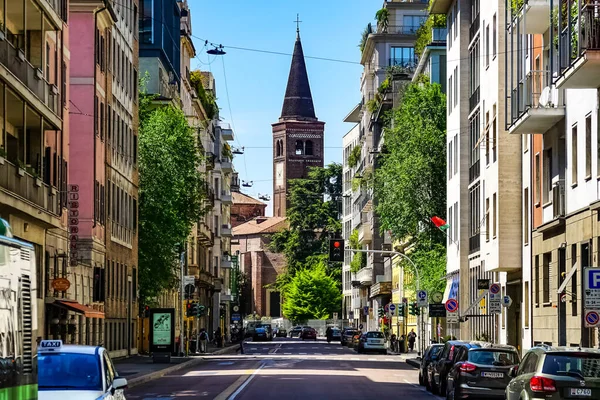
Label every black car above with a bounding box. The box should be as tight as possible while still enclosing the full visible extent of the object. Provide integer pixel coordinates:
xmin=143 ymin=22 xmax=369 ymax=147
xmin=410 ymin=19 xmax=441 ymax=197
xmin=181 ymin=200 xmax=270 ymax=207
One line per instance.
xmin=275 ymin=328 xmax=287 ymax=337
xmin=419 ymin=344 xmax=444 ymax=387
xmin=428 ymin=341 xmax=482 ymax=396
xmin=446 ymin=345 xmax=519 ymax=399
xmin=341 ymin=328 xmax=357 ymax=346
xmin=289 ymin=326 xmax=303 ymax=338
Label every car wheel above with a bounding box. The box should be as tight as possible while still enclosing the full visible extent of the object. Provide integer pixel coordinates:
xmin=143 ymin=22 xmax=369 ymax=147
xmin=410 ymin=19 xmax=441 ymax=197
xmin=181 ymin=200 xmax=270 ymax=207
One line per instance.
xmin=419 ymin=372 xmax=424 ymax=386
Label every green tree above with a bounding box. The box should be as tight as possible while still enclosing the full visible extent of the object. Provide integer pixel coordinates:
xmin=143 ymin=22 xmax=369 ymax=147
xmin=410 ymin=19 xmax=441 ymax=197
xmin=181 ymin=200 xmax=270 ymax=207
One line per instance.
xmin=400 ymin=241 xmax=447 ymax=294
xmin=375 ymin=81 xmax=447 ymax=243
xmin=138 ymin=83 xmax=206 ymax=305
xmin=282 ymin=260 xmax=342 ymax=322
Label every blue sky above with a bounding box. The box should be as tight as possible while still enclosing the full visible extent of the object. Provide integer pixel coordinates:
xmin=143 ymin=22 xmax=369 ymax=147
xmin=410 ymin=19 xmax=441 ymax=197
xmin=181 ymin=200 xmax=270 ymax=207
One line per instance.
xmin=190 ymin=1 xmax=381 ymax=215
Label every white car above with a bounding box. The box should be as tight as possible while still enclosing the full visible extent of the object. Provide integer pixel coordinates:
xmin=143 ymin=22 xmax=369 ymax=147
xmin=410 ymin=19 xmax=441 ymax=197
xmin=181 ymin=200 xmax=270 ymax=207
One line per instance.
xmin=37 ymin=340 xmax=128 ymax=400
xmin=357 ymin=331 xmax=387 ymax=354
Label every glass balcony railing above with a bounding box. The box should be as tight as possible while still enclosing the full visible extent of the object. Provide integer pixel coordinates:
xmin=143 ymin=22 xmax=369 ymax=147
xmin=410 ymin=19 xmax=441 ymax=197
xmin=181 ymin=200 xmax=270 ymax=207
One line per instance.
xmin=432 ymin=27 xmax=448 ymax=42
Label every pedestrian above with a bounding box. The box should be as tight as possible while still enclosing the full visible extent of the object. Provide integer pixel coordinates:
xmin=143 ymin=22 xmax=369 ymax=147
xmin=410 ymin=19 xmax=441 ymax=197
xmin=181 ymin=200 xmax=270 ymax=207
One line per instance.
xmin=390 ymin=334 xmax=397 ymax=353
xmin=408 ymin=329 xmax=417 ymax=352
xmin=199 ymin=328 xmax=208 ymax=353
xmin=215 ymin=327 xmax=222 ymax=348
xmin=326 ymin=327 xmax=332 ymax=343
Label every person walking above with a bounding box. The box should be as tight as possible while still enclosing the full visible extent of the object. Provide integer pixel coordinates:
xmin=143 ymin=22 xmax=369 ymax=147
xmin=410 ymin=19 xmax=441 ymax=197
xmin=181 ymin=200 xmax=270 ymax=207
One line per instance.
xmin=390 ymin=334 xmax=397 ymax=353
xmin=199 ymin=328 xmax=208 ymax=353
xmin=326 ymin=327 xmax=332 ymax=343
xmin=215 ymin=327 xmax=222 ymax=348
xmin=408 ymin=329 xmax=417 ymax=352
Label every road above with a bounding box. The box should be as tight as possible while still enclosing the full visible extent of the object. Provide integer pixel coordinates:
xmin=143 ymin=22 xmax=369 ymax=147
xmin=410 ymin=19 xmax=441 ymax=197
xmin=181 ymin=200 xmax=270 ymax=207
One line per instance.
xmin=125 ymin=337 xmax=442 ymax=400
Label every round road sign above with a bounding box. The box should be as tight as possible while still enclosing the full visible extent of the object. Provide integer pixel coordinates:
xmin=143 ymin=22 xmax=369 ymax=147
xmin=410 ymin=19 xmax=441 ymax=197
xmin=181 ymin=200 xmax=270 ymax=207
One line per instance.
xmin=389 ymin=304 xmax=396 ymax=312
xmin=586 ymin=311 xmax=600 ymax=326
xmin=418 ymin=290 xmax=427 ymax=300
xmin=384 ymin=303 xmax=390 ymax=312
xmin=445 ymin=298 xmax=459 ymax=313
xmin=490 ymin=283 xmax=501 ymax=295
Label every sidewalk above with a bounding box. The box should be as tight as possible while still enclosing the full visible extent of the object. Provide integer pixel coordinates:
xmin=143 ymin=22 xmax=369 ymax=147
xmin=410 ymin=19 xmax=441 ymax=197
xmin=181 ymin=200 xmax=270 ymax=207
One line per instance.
xmin=386 ymin=349 xmax=421 ymax=368
xmin=114 ymin=343 xmax=239 ymax=388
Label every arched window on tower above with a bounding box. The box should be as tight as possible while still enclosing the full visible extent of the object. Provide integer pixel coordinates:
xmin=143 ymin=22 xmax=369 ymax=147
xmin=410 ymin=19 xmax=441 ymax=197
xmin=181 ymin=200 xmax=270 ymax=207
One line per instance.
xmin=276 ymin=140 xmax=281 ymax=157
xmin=305 ymin=140 xmax=313 ymax=156
xmin=295 ymin=140 xmax=304 ymax=155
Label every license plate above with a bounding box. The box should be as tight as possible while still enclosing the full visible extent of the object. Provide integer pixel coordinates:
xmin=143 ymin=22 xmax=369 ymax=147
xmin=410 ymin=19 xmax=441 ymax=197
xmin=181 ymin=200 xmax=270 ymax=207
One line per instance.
xmin=570 ymin=388 xmax=592 ymax=397
xmin=370 ymin=340 xmax=383 ymax=344
xmin=481 ymin=372 xmax=503 ymax=378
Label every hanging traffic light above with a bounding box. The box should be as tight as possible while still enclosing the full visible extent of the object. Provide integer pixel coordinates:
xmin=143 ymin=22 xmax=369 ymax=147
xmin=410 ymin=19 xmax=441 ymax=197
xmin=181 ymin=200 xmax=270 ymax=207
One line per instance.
xmin=186 ymin=302 xmax=193 ymax=317
xmin=398 ymin=303 xmax=405 ymax=317
xmin=196 ymin=304 xmax=205 ymax=317
xmin=378 ymin=307 xmax=384 ymax=318
xmin=143 ymin=305 xmax=150 ymax=318
xmin=328 ymin=239 xmax=345 ymax=262
xmin=409 ymin=302 xmax=418 ymax=316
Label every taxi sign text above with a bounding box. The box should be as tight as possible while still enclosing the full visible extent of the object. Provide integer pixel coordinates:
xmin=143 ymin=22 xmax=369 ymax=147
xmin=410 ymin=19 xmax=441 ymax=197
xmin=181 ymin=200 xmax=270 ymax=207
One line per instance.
xmin=39 ymin=340 xmax=63 ymax=352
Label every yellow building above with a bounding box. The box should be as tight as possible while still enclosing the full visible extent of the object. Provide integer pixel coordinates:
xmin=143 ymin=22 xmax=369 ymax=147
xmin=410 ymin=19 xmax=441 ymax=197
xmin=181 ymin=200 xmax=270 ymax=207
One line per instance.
xmin=391 ymin=253 xmax=417 ymax=340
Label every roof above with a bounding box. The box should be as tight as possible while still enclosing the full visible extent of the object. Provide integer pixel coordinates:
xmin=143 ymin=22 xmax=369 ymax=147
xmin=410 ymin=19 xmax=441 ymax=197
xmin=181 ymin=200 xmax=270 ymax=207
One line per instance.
xmin=280 ymin=33 xmax=317 ymax=121
xmin=232 ymin=192 xmax=266 ymax=206
xmin=51 ymin=345 xmax=102 ymax=355
xmin=233 ymin=217 xmax=288 ymax=236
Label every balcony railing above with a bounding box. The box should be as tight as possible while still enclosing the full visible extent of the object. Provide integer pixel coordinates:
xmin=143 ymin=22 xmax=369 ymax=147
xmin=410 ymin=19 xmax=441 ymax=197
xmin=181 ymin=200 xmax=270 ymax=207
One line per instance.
xmin=469 ymin=234 xmax=480 ymax=253
xmin=469 ymin=86 xmax=480 ymax=111
xmin=388 ymin=58 xmax=419 ymax=71
xmin=558 ymin=1 xmax=600 ymax=77
xmin=0 ymin=39 xmax=60 ymax=116
xmin=376 ymin=25 xmax=422 ymax=35
xmin=432 ymin=27 xmax=448 ymax=43
xmin=510 ymin=70 xmax=546 ymax=123
xmin=469 ymin=160 xmax=480 ymax=183
xmin=470 ymin=13 xmax=480 ymax=41
xmin=0 ymin=159 xmax=60 ymax=217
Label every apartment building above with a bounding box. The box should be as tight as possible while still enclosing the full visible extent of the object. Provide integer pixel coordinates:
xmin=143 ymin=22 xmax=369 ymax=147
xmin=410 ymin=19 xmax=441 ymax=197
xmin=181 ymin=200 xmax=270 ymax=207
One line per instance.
xmin=0 ymin=0 xmax=70 ymax=342
xmin=505 ymin=0 xmax=600 ymax=349
xmin=431 ymin=0 xmax=522 ymax=347
xmin=351 ymin=0 xmax=427 ymax=332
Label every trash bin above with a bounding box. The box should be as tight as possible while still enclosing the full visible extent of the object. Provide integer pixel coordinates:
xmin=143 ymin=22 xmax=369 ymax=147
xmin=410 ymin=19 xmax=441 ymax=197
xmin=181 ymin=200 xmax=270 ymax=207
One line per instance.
xmin=399 ymin=339 xmax=406 ymax=353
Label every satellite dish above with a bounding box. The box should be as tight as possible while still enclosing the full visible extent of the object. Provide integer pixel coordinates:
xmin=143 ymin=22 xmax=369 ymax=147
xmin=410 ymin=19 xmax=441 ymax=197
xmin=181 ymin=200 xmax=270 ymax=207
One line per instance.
xmin=538 ymin=86 xmax=551 ymax=108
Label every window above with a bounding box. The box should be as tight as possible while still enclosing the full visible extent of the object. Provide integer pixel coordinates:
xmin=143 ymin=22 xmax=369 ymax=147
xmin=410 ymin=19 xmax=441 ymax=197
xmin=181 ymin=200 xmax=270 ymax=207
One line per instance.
xmin=492 ymin=193 xmax=497 ymax=238
xmin=485 ymin=197 xmax=490 ymax=241
xmin=453 ymin=134 xmax=458 ymax=175
xmin=389 ymin=47 xmax=416 ymax=68
xmin=586 ymin=114 xmax=591 ymax=178
xmin=100 ymin=102 xmax=104 ymax=140
xmin=449 ymin=75 xmax=453 ymax=113
xmin=523 ymin=134 xmax=529 ymax=153
xmin=535 ymin=153 xmax=541 ymax=204
xmin=402 ymin=15 xmax=427 ymax=34
xmin=524 ymin=280 xmax=530 ymax=327
xmin=453 ymin=202 xmax=458 ymax=241
xmin=524 ymin=188 xmax=529 ymax=244
xmin=133 ymin=134 xmax=138 ymax=164
xmin=543 ymin=252 xmax=551 ymax=303
xmin=492 ymin=104 xmax=497 ymax=162
xmin=571 ymin=244 xmax=578 ymax=316
xmin=62 ymin=64 xmax=67 ymax=108
xmin=572 ymin=124 xmax=578 ymax=184
xmin=469 ymin=40 xmax=480 ymax=111
xmin=469 ymin=183 xmax=481 ymax=253
xmin=485 ymin=24 xmax=490 ymax=67
xmin=485 ymin=111 xmax=490 ymax=165
xmin=448 ymin=205 xmax=453 ymax=242
xmin=94 ymin=96 xmax=98 ymax=136
xmin=493 ymin=14 xmax=497 ymax=57
xmin=449 ymin=140 xmax=453 ymax=178
xmin=453 ymin=66 xmax=458 ymax=107
xmin=469 ymin=110 xmax=481 ymax=182
xmin=448 ymin=8 xmax=453 ymax=48
xmin=534 ymin=255 xmax=540 ymax=305
xmin=454 ymin=2 xmax=458 ymax=39
xmin=93 ymin=266 xmax=105 ymax=302
xmin=295 ymin=140 xmax=303 ymax=155
xmin=543 ymin=148 xmax=552 ymax=203
xmin=305 ymin=140 xmax=313 ymax=156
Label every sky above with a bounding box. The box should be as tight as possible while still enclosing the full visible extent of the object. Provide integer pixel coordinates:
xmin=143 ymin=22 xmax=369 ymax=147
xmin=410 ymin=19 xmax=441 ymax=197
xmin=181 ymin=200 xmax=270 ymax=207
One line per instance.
xmin=190 ymin=1 xmax=383 ymax=216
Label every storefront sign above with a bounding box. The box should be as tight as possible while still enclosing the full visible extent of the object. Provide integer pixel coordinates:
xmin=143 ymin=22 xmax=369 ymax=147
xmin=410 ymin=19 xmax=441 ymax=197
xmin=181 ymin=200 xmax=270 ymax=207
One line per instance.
xmin=51 ymin=278 xmax=70 ymax=292
xmin=68 ymin=184 xmax=79 ymax=266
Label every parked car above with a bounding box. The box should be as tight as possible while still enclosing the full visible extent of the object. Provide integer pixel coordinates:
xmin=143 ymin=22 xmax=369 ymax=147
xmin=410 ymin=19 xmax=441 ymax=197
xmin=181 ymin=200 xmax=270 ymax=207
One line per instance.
xmin=256 ymin=324 xmax=273 ymax=341
xmin=253 ymin=326 xmax=269 ymax=341
xmin=357 ymin=331 xmax=387 ymax=354
xmin=446 ymin=344 xmax=519 ymax=399
xmin=275 ymin=328 xmax=287 ymax=337
xmin=428 ymin=341 xmax=482 ymax=396
xmin=419 ymin=344 xmax=444 ymax=387
xmin=341 ymin=328 xmax=358 ymax=346
xmin=330 ymin=328 xmax=342 ymax=341
xmin=505 ymin=345 xmax=600 ymax=400
xmin=301 ymin=327 xmax=317 ymax=340
xmin=289 ymin=326 xmax=303 ymax=338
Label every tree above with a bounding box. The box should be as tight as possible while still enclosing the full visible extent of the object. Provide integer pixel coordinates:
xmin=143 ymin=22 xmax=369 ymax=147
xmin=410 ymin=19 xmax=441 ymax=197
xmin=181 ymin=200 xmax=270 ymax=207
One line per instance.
xmin=282 ymin=260 xmax=342 ymax=322
xmin=375 ymin=81 xmax=447 ymax=243
xmin=138 ymin=83 xmax=206 ymax=305
xmin=400 ymin=241 xmax=447 ymax=294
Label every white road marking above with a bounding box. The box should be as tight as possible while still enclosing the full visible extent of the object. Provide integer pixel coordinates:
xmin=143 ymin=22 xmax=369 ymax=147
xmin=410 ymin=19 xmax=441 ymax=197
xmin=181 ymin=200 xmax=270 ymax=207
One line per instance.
xmin=284 ymin=353 xmax=292 ymax=355
xmin=299 ymin=352 xmax=307 ymax=355
xmin=228 ymin=362 xmax=266 ymax=400
xmin=368 ymin=358 xmax=376 ymax=361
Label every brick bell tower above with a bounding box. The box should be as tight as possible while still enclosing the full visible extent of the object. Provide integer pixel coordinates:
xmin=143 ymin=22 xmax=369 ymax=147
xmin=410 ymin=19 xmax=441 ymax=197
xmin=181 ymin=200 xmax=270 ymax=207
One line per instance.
xmin=272 ymin=25 xmax=325 ymax=217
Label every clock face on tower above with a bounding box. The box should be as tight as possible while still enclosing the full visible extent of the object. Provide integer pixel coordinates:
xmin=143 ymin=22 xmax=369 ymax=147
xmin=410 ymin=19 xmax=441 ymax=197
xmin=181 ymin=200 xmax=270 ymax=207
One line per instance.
xmin=275 ymin=163 xmax=284 ymax=188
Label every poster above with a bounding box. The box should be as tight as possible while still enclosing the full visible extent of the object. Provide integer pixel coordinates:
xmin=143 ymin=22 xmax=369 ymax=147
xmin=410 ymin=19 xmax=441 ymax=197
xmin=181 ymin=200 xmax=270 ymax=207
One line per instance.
xmin=152 ymin=312 xmax=172 ymax=346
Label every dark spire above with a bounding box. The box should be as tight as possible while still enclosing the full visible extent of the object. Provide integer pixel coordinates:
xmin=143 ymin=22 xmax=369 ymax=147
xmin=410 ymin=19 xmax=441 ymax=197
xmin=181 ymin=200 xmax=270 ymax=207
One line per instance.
xmin=280 ymin=29 xmax=317 ymax=121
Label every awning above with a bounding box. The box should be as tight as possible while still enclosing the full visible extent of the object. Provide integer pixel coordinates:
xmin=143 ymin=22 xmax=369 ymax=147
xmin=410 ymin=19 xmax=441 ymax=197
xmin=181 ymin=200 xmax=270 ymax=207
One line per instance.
xmin=442 ymin=274 xmax=460 ymax=303
xmin=54 ymin=300 xmax=105 ymax=319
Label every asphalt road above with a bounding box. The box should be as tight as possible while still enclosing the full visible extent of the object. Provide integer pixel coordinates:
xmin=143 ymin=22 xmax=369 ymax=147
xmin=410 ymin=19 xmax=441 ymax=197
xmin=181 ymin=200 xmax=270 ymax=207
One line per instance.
xmin=125 ymin=337 xmax=442 ymax=400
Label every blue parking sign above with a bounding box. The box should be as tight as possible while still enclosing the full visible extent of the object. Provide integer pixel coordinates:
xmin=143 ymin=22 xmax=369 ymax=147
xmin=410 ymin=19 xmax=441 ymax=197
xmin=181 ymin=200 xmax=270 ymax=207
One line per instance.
xmin=588 ymin=269 xmax=600 ymax=289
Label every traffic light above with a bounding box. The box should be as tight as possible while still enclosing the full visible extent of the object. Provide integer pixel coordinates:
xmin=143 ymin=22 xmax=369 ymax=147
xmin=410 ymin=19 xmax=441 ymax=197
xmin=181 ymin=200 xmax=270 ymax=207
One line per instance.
xmin=409 ymin=302 xmax=419 ymax=316
xmin=143 ymin=305 xmax=150 ymax=318
xmin=186 ymin=302 xmax=194 ymax=317
xmin=196 ymin=304 xmax=205 ymax=317
xmin=328 ymin=239 xmax=345 ymax=262
xmin=398 ymin=303 xmax=405 ymax=317
xmin=378 ymin=307 xmax=384 ymax=318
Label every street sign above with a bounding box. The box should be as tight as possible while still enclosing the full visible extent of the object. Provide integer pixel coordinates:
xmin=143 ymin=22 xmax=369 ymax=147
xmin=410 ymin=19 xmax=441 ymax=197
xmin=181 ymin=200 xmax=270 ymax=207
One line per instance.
xmin=363 ymin=306 xmax=369 ymax=316
xmin=478 ymin=279 xmax=490 ymax=315
xmin=349 ymin=311 xmax=354 ymax=320
xmin=585 ymin=310 xmax=600 ymax=328
xmin=183 ymin=275 xmax=195 ymax=286
xmin=359 ymin=324 xmax=363 ymax=330
xmin=333 ymin=312 xmax=338 ymax=320
xmin=584 ymin=267 xmax=600 ymax=309
xmin=384 ymin=303 xmax=390 ymax=313
xmin=417 ymin=290 xmax=428 ymax=308
xmin=490 ymin=283 xmax=501 ymax=295
xmin=231 ymin=313 xmax=241 ymax=322
xmin=402 ymin=297 xmax=408 ymax=303
xmin=502 ymin=295 xmax=513 ymax=308
xmin=389 ymin=304 xmax=396 ymax=316
xmin=429 ymin=303 xmax=446 ymax=318
xmin=445 ymin=299 xmax=459 ymax=313
xmin=432 ymin=292 xmax=443 ymax=303
xmin=447 ymin=313 xmax=459 ymax=324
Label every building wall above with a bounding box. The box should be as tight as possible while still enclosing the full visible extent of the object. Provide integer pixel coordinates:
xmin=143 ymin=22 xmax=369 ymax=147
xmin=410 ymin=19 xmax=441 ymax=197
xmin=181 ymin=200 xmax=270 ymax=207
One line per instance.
xmin=231 ymin=203 xmax=266 ymax=228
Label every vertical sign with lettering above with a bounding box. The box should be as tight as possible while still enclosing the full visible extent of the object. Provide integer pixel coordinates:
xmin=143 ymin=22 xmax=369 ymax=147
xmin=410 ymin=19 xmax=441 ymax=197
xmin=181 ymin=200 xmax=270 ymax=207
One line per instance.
xmin=68 ymin=184 xmax=79 ymax=266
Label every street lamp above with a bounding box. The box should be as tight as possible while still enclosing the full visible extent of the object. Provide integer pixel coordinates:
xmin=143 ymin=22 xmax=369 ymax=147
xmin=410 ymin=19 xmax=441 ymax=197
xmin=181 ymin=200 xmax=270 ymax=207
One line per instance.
xmin=207 ymin=45 xmax=226 ymax=55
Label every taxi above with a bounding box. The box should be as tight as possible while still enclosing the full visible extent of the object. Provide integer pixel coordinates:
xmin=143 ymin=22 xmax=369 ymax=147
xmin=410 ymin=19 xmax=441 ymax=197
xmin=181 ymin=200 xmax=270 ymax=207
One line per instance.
xmin=37 ymin=340 xmax=128 ymax=400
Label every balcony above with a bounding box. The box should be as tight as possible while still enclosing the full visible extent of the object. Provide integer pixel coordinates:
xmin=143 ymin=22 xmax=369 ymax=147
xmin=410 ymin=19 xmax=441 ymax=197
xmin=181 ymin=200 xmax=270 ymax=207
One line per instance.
xmin=555 ymin=1 xmax=600 ymax=89
xmin=469 ymin=234 xmax=480 ymax=254
xmin=511 ymin=0 xmax=552 ymax=34
xmin=218 ymin=122 xmax=234 ymax=141
xmin=358 ymin=214 xmax=372 ymax=244
xmin=469 ymin=160 xmax=480 ymax=183
xmin=221 ymin=224 xmax=232 ymax=237
xmin=221 ymin=190 xmax=232 ymax=204
xmin=355 ymin=267 xmax=373 ymax=287
xmin=198 ymin=221 xmax=213 ymax=246
xmin=469 ymin=86 xmax=480 ymax=112
xmin=507 ymin=70 xmax=565 ymax=134
xmin=221 ymin=159 xmax=233 ymax=173
xmin=0 ymin=39 xmax=60 ymax=118
xmin=432 ymin=27 xmax=448 ymax=43
xmin=221 ymin=256 xmax=232 ymax=269
xmin=470 ymin=13 xmax=481 ymax=41
xmin=429 ymin=0 xmax=453 ymax=14
xmin=0 ymin=159 xmax=61 ymax=222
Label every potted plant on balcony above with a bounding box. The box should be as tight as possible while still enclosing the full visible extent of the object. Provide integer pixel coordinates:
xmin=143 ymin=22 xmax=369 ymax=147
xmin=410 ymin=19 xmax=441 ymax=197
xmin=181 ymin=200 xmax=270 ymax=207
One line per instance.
xmin=375 ymin=8 xmax=390 ymax=33
xmin=16 ymin=160 xmax=26 ymax=177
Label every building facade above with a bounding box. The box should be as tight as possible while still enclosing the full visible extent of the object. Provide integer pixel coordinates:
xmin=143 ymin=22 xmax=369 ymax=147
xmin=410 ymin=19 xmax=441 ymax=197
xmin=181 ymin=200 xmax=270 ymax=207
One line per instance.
xmin=272 ymin=28 xmax=325 ymax=218
xmin=0 ymin=0 xmax=70 ymax=343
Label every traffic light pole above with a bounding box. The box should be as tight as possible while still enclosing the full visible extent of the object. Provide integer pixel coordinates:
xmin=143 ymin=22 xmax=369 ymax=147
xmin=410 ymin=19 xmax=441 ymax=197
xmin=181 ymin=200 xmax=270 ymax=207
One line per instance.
xmin=345 ymin=248 xmax=423 ymax=356
xmin=179 ymin=250 xmax=186 ymax=357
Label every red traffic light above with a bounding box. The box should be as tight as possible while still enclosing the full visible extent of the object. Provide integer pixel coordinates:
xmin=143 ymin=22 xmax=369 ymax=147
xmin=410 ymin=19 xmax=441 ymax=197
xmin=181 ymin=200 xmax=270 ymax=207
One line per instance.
xmin=334 ymin=241 xmax=341 ymax=248
xmin=144 ymin=305 xmax=149 ymax=311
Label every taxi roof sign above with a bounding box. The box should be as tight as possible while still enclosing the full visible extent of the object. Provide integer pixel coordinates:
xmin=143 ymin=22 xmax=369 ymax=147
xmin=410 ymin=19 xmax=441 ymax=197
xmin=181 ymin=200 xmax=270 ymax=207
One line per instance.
xmin=38 ymin=340 xmax=63 ymax=353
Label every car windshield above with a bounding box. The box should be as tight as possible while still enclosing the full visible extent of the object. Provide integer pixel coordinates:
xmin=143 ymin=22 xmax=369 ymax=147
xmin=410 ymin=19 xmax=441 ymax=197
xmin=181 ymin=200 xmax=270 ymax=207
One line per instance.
xmin=468 ymin=350 xmax=519 ymax=366
xmin=366 ymin=332 xmax=384 ymax=338
xmin=543 ymin=353 xmax=600 ymax=378
xmin=38 ymin=353 xmax=102 ymax=391
xmin=429 ymin=346 xmax=443 ymax=359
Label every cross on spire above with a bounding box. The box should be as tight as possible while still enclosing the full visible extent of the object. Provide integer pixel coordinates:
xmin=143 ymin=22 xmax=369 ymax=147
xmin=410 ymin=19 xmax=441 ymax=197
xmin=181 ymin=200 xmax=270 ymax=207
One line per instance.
xmin=295 ymin=13 xmax=302 ymax=37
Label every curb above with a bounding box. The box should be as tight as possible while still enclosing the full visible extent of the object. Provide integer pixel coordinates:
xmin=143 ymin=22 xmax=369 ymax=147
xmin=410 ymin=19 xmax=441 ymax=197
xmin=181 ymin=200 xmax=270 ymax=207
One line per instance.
xmin=127 ymin=345 xmax=239 ymax=388
xmin=406 ymin=358 xmax=420 ymax=368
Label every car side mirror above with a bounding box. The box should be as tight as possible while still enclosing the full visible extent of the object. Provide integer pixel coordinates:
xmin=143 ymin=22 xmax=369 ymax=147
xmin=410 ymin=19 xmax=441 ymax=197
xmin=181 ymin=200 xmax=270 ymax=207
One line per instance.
xmin=112 ymin=377 xmax=128 ymax=393
xmin=508 ymin=366 xmax=518 ymax=378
